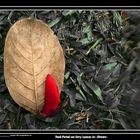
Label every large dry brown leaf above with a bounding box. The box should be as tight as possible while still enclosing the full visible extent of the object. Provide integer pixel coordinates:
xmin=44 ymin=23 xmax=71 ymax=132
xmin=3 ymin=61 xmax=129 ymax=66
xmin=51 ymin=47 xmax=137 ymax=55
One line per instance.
xmin=4 ymin=18 xmax=65 ymax=114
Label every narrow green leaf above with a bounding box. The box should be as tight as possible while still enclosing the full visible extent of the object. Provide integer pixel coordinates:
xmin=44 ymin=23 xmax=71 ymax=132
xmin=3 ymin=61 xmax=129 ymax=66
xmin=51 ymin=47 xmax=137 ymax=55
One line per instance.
xmin=86 ymin=38 xmax=103 ymax=55
xmin=87 ymin=31 xmax=93 ymax=41
xmin=105 ymin=62 xmax=117 ymax=70
xmin=94 ymin=85 xmax=101 ymax=97
xmin=85 ymin=81 xmax=103 ymax=103
xmin=79 ymin=88 xmax=87 ymax=101
xmin=80 ymin=38 xmax=92 ymax=45
xmin=62 ymin=10 xmax=75 ymax=16
xmin=70 ymin=77 xmax=87 ymax=101
xmin=82 ymin=25 xmax=91 ymax=33
xmin=48 ymin=17 xmax=61 ymax=28
xmin=113 ymin=11 xmax=122 ymax=27
xmin=93 ymin=84 xmax=103 ymax=102
xmin=65 ymin=71 xmax=70 ymax=80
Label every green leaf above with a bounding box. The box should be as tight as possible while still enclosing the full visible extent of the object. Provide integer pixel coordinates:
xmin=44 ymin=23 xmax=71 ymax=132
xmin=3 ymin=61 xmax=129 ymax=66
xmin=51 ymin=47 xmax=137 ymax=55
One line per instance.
xmin=70 ymin=77 xmax=87 ymax=101
xmin=81 ymin=25 xmax=94 ymax=45
xmin=113 ymin=11 xmax=122 ymax=27
xmin=87 ymin=31 xmax=93 ymax=41
xmin=93 ymin=84 xmax=103 ymax=102
xmin=80 ymin=38 xmax=92 ymax=45
xmin=65 ymin=71 xmax=70 ymax=80
xmin=48 ymin=17 xmax=61 ymax=28
xmin=82 ymin=25 xmax=91 ymax=33
xmin=86 ymin=38 xmax=103 ymax=55
xmin=79 ymin=89 xmax=87 ymax=101
xmin=94 ymin=85 xmax=101 ymax=97
xmin=85 ymin=81 xmax=104 ymax=103
xmin=105 ymin=62 xmax=117 ymax=70
xmin=62 ymin=10 xmax=75 ymax=16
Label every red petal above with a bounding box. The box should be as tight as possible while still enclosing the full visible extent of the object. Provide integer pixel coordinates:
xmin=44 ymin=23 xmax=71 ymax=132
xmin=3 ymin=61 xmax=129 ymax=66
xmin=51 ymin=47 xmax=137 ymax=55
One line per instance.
xmin=40 ymin=74 xmax=61 ymax=117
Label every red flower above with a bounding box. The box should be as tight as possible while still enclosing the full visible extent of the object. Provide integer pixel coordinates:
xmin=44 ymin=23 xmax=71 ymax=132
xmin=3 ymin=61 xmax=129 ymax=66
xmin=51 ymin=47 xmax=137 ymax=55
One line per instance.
xmin=40 ymin=74 xmax=61 ymax=117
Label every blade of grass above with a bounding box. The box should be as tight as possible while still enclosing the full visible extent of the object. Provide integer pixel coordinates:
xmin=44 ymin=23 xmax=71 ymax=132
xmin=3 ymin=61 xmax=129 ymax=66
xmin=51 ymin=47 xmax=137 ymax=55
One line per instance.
xmin=86 ymin=38 xmax=103 ymax=55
